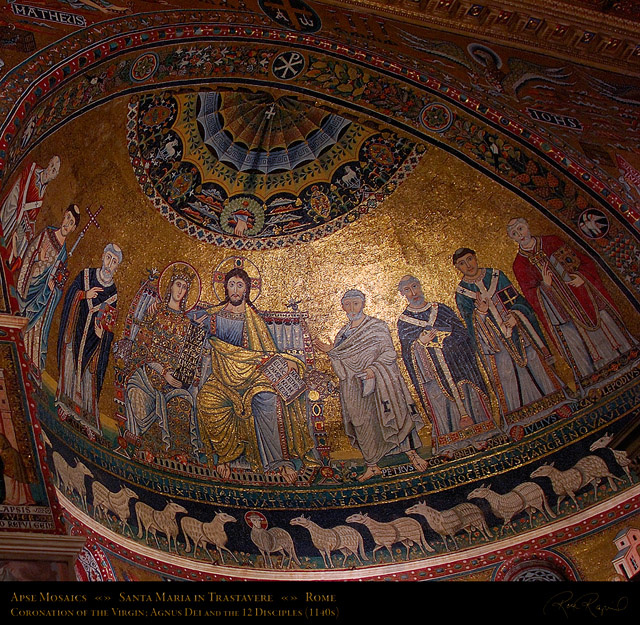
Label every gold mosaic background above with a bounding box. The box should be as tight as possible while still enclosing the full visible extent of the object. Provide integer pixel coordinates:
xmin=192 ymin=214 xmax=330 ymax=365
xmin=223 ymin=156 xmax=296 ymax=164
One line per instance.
xmin=19 ymin=95 xmax=638 ymax=460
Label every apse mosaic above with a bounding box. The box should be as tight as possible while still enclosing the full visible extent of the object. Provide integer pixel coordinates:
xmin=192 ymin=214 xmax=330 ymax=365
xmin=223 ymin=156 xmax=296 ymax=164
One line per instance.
xmin=0 ymin=2 xmax=639 ymax=578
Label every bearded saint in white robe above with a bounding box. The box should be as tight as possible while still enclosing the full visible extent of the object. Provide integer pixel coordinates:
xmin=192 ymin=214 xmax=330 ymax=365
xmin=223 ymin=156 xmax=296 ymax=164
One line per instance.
xmin=317 ymin=290 xmax=427 ymax=481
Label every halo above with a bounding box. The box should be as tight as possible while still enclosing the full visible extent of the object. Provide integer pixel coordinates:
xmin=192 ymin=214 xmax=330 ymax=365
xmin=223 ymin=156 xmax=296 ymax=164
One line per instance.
xmin=244 ymin=510 xmax=267 ymax=529
xmin=212 ymin=256 xmax=262 ymax=304
xmin=158 ymin=261 xmax=201 ymax=312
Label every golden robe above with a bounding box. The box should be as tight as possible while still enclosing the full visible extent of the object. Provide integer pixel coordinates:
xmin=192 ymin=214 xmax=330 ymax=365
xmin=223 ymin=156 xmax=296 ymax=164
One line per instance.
xmin=196 ymin=306 xmax=317 ymax=473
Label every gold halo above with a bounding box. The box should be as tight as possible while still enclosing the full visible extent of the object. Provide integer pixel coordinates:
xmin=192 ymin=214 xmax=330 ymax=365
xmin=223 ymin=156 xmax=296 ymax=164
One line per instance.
xmin=212 ymin=256 xmax=262 ymax=304
xmin=158 ymin=261 xmax=201 ymax=312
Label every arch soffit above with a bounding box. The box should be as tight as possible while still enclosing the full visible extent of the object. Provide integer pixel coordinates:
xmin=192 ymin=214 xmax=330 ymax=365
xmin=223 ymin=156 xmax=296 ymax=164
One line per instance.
xmin=0 ymin=12 xmax=638 ymax=310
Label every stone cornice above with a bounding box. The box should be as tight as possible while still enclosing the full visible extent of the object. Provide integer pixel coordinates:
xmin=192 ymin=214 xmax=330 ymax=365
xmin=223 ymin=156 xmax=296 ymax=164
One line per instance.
xmin=0 ymin=532 xmax=86 ymax=581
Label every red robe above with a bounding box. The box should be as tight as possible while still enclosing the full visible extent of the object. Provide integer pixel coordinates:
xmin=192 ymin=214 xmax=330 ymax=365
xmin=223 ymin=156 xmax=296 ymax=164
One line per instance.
xmin=512 ymin=235 xmax=626 ymax=353
xmin=0 ymin=162 xmax=47 ymax=262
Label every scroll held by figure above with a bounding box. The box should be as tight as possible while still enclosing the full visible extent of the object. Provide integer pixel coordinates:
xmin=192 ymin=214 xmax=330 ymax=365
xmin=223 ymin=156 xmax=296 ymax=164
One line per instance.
xmin=314 ymin=289 xmax=428 ymax=482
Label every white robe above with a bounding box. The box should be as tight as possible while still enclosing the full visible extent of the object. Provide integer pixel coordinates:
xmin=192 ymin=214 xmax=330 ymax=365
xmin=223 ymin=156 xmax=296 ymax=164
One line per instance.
xmin=328 ymin=315 xmax=423 ymax=466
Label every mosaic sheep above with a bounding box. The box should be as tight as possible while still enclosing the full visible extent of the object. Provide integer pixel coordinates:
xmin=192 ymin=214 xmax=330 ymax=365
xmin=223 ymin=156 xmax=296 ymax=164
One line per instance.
xmin=531 ymin=454 xmax=625 ymax=513
xmin=467 ymin=481 xmax=555 ymax=535
xmin=346 ymin=512 xmax=434 ymax=561
xmin=405 ymin=500 xmax=493 ymax=550
xmin=247 ymin=514 xmax=300 ymax=569
xmin=52 ymin=451 xmax=94 ymax=511
xmin=92 ymin=482 xmax=139 ymax=537
xmin=590 ymin=433 xmax=634 ymax=483
xmin=290 ymin=514 xmax=367 ymax=568
xmin=181 ymin=511 xmax=238 ymax=564
xmin=135 ymin=500 xmax=187 ymax=553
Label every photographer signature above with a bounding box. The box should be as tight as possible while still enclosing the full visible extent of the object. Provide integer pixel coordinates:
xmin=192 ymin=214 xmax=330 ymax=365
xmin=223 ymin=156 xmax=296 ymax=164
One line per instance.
xmin=544 ymin=591 xmax=629 ymax=619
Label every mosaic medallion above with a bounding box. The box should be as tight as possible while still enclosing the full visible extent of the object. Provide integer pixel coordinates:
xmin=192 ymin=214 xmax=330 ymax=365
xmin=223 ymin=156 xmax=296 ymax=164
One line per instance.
xmin=129 ymin=52 xmax=159 ymax=83
xmin=420 ymin=102 xmax=454 ymax=133
xmin=578 ymin=208 xmax=610 ymax=239
xmin=127 ymin=89 xmax=426 ymax=249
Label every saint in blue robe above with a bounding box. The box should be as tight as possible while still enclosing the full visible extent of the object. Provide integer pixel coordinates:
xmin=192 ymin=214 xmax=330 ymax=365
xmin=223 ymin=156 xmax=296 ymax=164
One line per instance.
xmin=16 ymin=226 xmax=68 ymax=375
xmin=398 ymin=302 xmax=497 ymax=455
xmin=455 ymin=267 xmax=563 ymax=426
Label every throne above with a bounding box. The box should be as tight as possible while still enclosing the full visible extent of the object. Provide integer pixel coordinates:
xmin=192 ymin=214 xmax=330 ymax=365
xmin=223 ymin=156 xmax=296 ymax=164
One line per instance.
xmin=111 ymin=270 xmax=335 ymax=483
